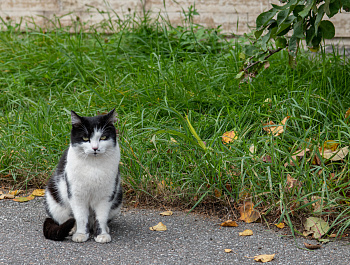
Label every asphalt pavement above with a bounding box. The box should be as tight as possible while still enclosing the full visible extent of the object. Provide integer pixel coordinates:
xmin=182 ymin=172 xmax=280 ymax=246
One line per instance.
xmin=1 ymin=198 xmax=349 ymax=265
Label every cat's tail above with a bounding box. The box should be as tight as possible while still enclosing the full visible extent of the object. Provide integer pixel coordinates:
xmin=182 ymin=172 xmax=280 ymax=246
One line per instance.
xmin=43 ymin=218 xmax=75 ymax=241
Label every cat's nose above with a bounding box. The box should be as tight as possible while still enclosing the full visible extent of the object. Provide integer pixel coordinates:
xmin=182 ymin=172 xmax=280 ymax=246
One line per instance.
xmin=92 ymin=147 xmax=98 ymax=151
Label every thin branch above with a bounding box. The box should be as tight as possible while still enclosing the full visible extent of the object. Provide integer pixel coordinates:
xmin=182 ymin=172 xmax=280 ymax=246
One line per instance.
xmin=243 ymin=47 xmax=283 ymax=72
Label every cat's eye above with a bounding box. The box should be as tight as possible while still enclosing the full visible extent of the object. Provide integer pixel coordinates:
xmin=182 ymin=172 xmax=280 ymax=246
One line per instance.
xmin=83 ymin=137 xmax=89 ymax=141
xmin=100 ymin=136 xmax=107 ymax=140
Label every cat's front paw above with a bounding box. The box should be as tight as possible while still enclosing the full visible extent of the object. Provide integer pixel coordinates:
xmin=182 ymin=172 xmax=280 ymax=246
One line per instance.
xmin=72 ymin=233 xmax=89 ymax=243
xmin=94 ymin=234 xmax=111 ymax=243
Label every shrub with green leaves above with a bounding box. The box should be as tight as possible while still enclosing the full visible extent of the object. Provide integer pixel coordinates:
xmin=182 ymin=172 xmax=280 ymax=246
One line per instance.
xmin=238 ymin=0 xmax=350 ymax=79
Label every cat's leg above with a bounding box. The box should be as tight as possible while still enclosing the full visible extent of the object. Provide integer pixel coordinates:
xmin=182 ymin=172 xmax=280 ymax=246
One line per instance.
xmin=70 ymin=200 xmax=90 ymax=243
xmin=93 ymin=201 xmax=113 ymax=243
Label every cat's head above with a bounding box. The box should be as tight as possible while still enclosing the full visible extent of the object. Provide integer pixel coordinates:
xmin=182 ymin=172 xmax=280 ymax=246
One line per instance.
xmin=70 ymin=109 xmax=118 ymax=156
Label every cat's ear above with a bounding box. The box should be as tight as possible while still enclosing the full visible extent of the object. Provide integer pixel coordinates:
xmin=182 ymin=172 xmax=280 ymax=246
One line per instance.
xmin=71 ymin=111 xmax=82 ymax=126
xmin=106 ymin=108 xmax=118 ymax=124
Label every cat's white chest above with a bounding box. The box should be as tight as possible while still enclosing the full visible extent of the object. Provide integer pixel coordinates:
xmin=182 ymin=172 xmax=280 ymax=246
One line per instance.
xmin=65 ymin=145 xmax=120 ymax=192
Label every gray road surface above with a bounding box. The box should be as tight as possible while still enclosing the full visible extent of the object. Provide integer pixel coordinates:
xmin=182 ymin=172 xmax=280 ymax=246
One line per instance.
xmin=0 ymin=198 xmax=349 ymax=264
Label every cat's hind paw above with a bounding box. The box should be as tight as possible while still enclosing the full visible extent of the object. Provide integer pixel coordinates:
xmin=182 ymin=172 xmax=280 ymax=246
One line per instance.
xmin=94 ymin=233 xmax=111 ymax=243
xmin=72 ymin=233 xmax=89 ymax=243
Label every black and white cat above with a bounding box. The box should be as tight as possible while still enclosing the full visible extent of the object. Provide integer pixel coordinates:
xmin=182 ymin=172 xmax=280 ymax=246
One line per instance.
xmin=43 ymin=109 xmax=122 ymax=243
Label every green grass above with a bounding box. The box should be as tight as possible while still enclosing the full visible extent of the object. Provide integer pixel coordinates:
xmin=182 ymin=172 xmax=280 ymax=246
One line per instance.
xmin=1 ymin=9 xmax=350 ymax=236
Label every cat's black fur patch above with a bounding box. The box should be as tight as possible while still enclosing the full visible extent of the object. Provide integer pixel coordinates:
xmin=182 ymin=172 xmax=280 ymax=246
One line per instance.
xmin=109 ymin=169 xmax=120 ymax=202
xmin=47 ymin=149 xmax=68 ymax=205
xmin=111 ymin=187 xmax=123 ymax=210
xmin=43 ymin=218 xmax=75 ymax=241
xmin=94 ymin=219 xmax=102 ymax=237
xmin=110 ymin=168 xmax=123 ymax=210
xmin=65 ymin=173 xmax=72 ymax=199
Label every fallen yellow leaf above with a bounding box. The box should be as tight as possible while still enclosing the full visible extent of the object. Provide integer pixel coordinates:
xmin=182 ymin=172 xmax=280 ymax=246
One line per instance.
xmin=9 ymin=190 xmax=20 ymax=196
xmin=254 ymin=254 xmax=275 ymax=263
xmin=239 ymin=201 xmax=260 ymax=223
xmin=222 ymin=130 xmax=238 ymax=144
xmin=0 ymin=194 xmax=15 ymax=200
xmin=224 ymin=249 xmax=232 ymax=253
xmin=220 ymin=220 xmax=239 ymax=227
xmin=323 ymin=140 xmax=339 ymax=151
xmin=275 ymin=222 xmax=285 ymax=229
xmin=160 ymin=211 xmax=173 ymax=216
xmin=13 ymin=195 xmax=35 ymax=202
xmin=149 ymin=222 xmax=167 ymax=231
xmin=32 ymin=189 xmax=45 ymax=197
xmin=239 ymin=229 xmax=253 ymax=236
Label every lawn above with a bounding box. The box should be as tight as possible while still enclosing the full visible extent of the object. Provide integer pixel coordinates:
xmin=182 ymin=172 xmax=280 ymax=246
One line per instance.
xmin=1 ymin=9 xmax=350 ymax=236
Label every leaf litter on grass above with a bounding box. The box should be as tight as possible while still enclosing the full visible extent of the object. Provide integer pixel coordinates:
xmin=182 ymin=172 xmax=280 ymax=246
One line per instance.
xmin=239 ymin=201 xmax=260 ymax=223
xmin=303 ymin=217 xmax=330 ymax=239
xmin=262 ymin=116 xmax=290 ymax=136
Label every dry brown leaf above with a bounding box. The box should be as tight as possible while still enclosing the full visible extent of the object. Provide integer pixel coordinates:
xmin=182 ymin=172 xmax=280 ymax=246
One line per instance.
xmin=0 ymin=194 xmax=15 ymax=200
xmin=321 ymin=146 xmax=349 ymax=161
xmin=329 ymin=233 xmax=347 ymax=238
xmin=345 ymin=108 xmax=350 ymax=120
xmin=239 ymin=229 xmax=253 ymax=236
xmin=13 ymin=195 xmax=35 ymax=202
xmin=290 ymin=202 xmax=297 ymax=216
xmin=304 ymin=217 xmax=329 ymax=239
xmin=239 ymin=201 xmax=260 ymax=223
xmin=262 ymin=98 xmax=272 ymax=107
xmin=262 ymin=155 xmax=272 ymax=163
xmin=311 ymin=196 xmax=323 ymax=213
xmin=224 ymin=249 xmax=232 ymax=253
xmin=262 ymin=121 xmax=276 ymax=133
xmin=32 ymin=189 xmax=45 ymax=197
xmin=220 ymin=220 xmax=239 ymax=227
xmin=160 ymin=211 xmax=173 ymax=216
xmin=303 ymin=230 xmax=313 ymax=237
xmin=291 ymin=148 xmax=310 ymax=160
xmin=275 ymin=222 xmax=285 ymax=229
xmin=149 ymin=222 xmax=167 ymax=231
xmin=254 ymin=254 xmax=275 ymax=263
xmin=249 ymin=144 xmax=257 ymax=155
xmin=222 ymin=131 xmax=238 ymax=144
xmin=214 ymin=188 xmax=222 ymax=198
xmin=304 ymin=242 xmax=322 ymax=250
xmin=263 ymin=116 xmax=290 ymax=136
xmin=286 ymin=174 xmax=301 ymax=191
xmin=170 ymin=137 xmax=177 ymax=143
